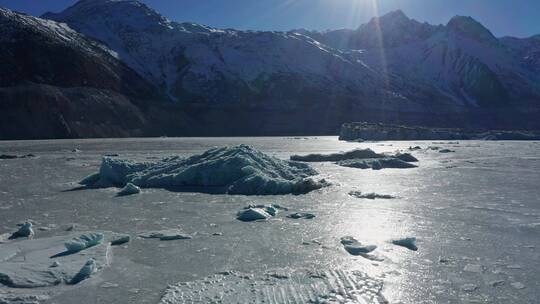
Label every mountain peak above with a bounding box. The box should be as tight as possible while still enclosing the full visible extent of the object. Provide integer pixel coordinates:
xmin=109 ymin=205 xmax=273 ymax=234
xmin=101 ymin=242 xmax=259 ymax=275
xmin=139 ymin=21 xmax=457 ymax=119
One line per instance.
xmin=380 ymin=9 xmax=409 ymax=21
xmin=447 ymin=15 xmax=497 ymax=43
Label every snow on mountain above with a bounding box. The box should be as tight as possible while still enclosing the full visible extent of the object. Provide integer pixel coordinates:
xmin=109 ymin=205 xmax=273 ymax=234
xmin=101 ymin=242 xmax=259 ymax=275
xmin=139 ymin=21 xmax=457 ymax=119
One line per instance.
xmin=299 ymin=11 xmax=540 ymax=108
xmin=44 ymin=0 xmax=408 ymax=108
xmin=500 ymin=35 xmax=540 ymax=73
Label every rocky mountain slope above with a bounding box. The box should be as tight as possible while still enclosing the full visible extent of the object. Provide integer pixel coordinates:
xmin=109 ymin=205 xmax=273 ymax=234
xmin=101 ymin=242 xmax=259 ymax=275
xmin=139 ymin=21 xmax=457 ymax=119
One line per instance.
xmin=0 ymin=7 xmax=164 ymax=139
xmin=1 ymin=0 xmax=539 ymax=139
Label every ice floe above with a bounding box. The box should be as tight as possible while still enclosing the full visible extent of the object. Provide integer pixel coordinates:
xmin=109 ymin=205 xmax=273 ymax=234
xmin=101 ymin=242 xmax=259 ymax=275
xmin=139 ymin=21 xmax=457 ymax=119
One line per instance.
xmin=80 ymin=145 xmax=327 ymax=195
xmin=391 ymin=237 xmax=418 ymax=251
xmin=159 ymin=268 xmax=386 ymax=304
xmin=349 ymin=191 xmax=397 ymax=200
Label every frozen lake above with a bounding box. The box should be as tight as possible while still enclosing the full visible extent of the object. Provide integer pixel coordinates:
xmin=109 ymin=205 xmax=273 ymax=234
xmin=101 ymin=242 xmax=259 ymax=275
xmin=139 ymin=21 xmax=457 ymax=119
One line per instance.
xmin=1 ymin=137 xmax=539 ymax=303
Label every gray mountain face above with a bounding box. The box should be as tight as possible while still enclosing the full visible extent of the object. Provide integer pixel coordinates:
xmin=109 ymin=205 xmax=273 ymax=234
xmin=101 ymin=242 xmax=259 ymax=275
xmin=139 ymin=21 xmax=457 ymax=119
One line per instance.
xmin=1 ymin=1 xmax=539 ymax=139
xmin=0 ymin=7 xmax=168 ymax=139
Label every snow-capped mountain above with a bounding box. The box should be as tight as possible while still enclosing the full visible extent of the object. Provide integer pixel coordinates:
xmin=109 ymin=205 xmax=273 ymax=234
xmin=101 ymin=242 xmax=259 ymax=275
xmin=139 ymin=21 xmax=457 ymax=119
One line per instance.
xmin=301 ymin=11 xmax=540 ymax=108
xmin=43 ymin=0 xmax=447 ymax=112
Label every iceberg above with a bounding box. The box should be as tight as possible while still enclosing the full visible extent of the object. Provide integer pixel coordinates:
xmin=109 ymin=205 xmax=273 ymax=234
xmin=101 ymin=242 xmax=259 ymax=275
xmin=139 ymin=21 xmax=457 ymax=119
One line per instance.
xmin=80 ymin=145 xmax=326 ymax=195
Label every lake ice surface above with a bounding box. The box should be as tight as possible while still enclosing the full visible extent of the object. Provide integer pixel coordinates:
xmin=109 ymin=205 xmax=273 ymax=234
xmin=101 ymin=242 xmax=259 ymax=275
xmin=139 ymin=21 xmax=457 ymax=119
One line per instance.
xmin=0 ymin=137 xmax=539 ymax=303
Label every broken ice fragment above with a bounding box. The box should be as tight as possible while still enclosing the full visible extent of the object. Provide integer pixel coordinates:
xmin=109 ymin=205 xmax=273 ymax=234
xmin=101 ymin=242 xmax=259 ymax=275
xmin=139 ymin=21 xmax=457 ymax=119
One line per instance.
xmin=391 ymin=237 xmax=418 ymax=251
xmin=139 ymin=229 xmax=192 ymax=241
xmin=287 ymin=212 xmax=316 ymax=219
xmin=338 ymin=158 xmax=417 ymax=170
xmin=461 ymin=284 xmax=478 ymax=292
xmin=69 ymin=259 xmax=97 ymax=285
xmin=8 ymin=221 xmax=34 ymax=240
xmin=439 ymin=149 xmax=454 ymax=153
xmin=243 ymin=204 xmax=286 ymax=216
xmin=111 ymin=235 xmax=131 ymax=246
xmin=340 ymin=236 xmax=377 ymax=255
xmin=50 ymin=261 xmax=61 ymax=268
xmin=490 ymin=280 xmax=505 ymax=287
xmin=349 ymin=191 xmax=397 ymax=199
xmin=79 ymin=172 xmax=101 ymax=186
xmin=510 ymin=282 xmax=526 ymax=289
xmin=236 ymin=208 xmax=272 ymax=222
xmin=395 ymin=153 xmax=418 ymax=162
xmin=64 ymin=233 xmax=104 ymax=253
xmin=464 ymin=264 xmax=483 ymax=273
xmin=117 ymin=183 xmax=141 ymax=196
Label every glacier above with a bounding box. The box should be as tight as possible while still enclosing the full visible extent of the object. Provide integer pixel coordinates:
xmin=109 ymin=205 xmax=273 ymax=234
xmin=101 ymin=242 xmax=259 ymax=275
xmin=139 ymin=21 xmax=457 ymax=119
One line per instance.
xmin=80 ymin=145 xmax=327 ymax=195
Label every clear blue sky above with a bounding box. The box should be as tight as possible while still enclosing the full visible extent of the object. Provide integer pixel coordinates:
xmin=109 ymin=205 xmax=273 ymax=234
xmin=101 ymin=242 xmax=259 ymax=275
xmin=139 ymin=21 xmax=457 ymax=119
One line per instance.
xmin=1 ymin=0 xmax=539 ymax=38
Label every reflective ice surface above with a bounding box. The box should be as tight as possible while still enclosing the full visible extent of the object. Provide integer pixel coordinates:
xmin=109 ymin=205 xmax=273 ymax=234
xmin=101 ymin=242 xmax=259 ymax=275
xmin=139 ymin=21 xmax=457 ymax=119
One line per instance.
xmin=0 ymin=137 xmax=539 ymax=303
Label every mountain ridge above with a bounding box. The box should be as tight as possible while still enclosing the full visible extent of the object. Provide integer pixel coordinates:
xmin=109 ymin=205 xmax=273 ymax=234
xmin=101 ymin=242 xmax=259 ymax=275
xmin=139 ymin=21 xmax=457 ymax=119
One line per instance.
xmin=0 ymin=0 xmax=539 ymax=139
